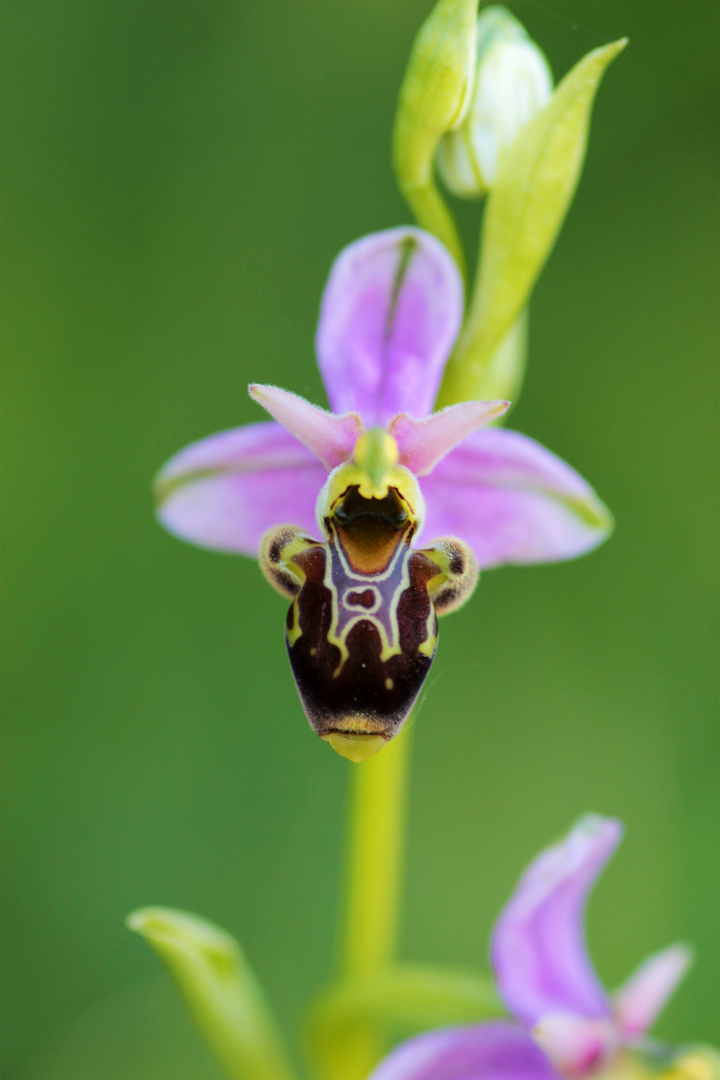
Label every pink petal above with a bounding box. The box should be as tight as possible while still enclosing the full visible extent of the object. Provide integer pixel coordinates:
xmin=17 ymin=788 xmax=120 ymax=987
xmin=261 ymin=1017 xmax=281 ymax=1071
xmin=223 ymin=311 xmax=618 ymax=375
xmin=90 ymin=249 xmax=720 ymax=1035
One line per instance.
xmin=155 ymin=421 xmax=326 ymax=555
xmin=316 ymin=227 xmax=463 ymax=427
xmin=418 ymin=428 xmax=613 ymax=569
xmin=369 ymin=1022 xmax=559 ymax=1080
xmin=491 ymin=816 xmax=622 ymax=1026
xmin=390 ymin=400 xmax=509 ymax=476
xmin=532 ymin=1013 xmax=617 ymax=1078
xmin=248 ymin=384 xmax=363 ymax=468
xmin=613 ymin=944 xmax=693 ymax=1039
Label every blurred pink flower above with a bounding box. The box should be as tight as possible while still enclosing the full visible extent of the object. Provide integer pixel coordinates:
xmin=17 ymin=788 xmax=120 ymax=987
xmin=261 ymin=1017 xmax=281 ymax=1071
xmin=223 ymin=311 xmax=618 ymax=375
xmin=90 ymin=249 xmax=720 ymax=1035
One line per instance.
xmin=370 ymin=816 xmax=692 ymax=1080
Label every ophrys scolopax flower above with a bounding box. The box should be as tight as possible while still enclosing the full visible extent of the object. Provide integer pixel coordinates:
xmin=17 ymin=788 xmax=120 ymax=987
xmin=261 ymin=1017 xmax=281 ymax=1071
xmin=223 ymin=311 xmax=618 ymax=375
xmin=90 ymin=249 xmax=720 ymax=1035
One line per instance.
xmin=156 ymin=228 xmax=611 ymax=760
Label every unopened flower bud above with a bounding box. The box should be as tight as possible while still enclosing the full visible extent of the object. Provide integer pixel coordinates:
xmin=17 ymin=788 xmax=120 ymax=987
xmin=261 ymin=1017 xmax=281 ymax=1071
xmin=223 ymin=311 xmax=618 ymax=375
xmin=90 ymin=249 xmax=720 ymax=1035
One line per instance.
xmin=436 ymin=7 xmax=553 ymax=197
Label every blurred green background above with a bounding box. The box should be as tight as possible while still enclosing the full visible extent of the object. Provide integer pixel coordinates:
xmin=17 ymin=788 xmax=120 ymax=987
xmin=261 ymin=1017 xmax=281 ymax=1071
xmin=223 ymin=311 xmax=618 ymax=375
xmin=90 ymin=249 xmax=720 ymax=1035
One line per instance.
xmin=3 ymin=0 xmax=718 ymax=1076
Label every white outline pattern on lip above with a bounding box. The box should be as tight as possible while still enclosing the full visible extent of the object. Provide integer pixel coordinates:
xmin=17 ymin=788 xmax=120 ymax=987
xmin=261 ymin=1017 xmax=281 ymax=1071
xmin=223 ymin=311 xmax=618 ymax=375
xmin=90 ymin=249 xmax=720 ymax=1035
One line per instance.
xmin=342 ymin=585 xmax=382 ymax=614
xmin=323 ymin=523 xmax=420 ymax=675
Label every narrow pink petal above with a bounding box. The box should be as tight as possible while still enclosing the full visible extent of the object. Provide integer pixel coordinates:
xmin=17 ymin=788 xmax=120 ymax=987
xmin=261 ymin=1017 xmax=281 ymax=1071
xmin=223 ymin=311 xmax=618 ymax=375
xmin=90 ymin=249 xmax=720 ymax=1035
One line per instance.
xmin=390 ymin=400 xmax=509 ymax=476
xmin=532 ymin=1013 xmax=617 ymax=1078
xmin=369 ymin=1023 xmax=559 ymax=1080
xmin=491 ymin=816 xmax=622 ymax=1026
xmin=316 ymin=227 xmax=463 ymax=427
xmin=418 ymin=428 xmax=613 ymax=569
xmin=613 ymin=944 xmax=693 ymax=1039
xmin=249 ymin=384 xmax=363 ymax=468
xmin=155 ymin=421 xmax=326 ymax=555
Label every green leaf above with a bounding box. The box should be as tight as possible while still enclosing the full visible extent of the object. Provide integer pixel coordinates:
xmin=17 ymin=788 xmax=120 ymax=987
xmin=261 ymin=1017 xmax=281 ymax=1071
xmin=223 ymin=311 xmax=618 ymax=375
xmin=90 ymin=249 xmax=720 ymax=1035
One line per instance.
xmin=127 ymin=908 xmax=297 ymax=1080
xmin=439 ymin=38 xmax=627 ymax=406
xmin=463 ymin=306 xmax=529 ymax=408
xmin=305 ymin=963 xmax=503 ymax=1080
xmin=393 ymin=0 xmax=480 ymax=273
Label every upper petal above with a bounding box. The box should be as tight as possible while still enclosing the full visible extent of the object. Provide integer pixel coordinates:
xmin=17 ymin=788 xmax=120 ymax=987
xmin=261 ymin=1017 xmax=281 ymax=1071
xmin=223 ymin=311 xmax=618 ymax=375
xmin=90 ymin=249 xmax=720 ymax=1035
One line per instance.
xmin=155 ymin=421 xmax=326 ymax=555
xmin=248 ymin=384 xmax=363 ymax=469
xmin=491 ymin=816 xmax=622 ymax=1026
xmin=316 ymin=227 xmax=463 ymax=427
xmin=613 ymin=944 xmax=693 ymax=1040
xmin=369 ymin=1022 xmax=559 ymax=1080
xmin=418 ymin=428 xmax=613 ymax=569
xmin=389 ymin=400 xmax=509 ymax=476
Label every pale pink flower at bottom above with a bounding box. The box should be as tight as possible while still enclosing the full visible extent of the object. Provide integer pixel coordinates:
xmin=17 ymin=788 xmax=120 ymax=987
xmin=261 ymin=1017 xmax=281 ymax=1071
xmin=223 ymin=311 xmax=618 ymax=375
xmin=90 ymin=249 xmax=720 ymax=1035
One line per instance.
xmin=370 ymin=816 xmax=693 ymax=1080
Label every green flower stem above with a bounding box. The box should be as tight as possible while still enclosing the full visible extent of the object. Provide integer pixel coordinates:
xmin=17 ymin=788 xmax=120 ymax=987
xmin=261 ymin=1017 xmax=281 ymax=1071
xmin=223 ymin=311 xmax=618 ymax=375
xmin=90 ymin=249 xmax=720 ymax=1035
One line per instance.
xmin=342 ymin=723 xmax=412 ymax=978
xmin=398 ymin=179 xmax=467 ymax=281
xmin=334 ymin=723 xmax=412 ymax=1079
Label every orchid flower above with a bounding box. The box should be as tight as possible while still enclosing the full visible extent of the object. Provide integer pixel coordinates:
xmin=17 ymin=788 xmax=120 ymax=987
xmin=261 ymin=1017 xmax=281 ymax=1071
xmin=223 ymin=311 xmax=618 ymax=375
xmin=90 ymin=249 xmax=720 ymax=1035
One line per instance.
xmin=370 ymin=815 xmax=696 ymax=1080
xmin=156 ymin=227 xmax=611 ymax=761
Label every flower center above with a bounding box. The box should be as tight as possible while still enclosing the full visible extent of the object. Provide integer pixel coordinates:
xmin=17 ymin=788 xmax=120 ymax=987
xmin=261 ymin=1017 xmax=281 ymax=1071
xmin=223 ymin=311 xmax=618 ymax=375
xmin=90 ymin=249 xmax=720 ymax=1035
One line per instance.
xmin=316 ymin=427 xmax=425 ymax=537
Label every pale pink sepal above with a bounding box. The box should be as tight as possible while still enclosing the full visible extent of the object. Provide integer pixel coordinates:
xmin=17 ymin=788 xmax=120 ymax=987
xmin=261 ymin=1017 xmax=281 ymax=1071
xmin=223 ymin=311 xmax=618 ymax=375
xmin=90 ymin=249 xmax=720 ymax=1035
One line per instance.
xmin=249 ymin=384 xmax=363 ymax=468
xmin=420 ymin=428 xmax=613 ymax=570
xmin=491 ymin=815 xmax=622 ymax=1026
xmin=369 ymin=1022 xmax=559 ymax=1080
xmin=613 ymin=944 xmax=693 ymax=1039
xmin=389 ymin=400 xmax=510 ymax=476
xmin=532 ymin=1013 xmax=617 ymax=1078
xmin=316 ymin=227 xmax=463 ymax=428
xmin=155 ymin=421 xmax=325 ymax=555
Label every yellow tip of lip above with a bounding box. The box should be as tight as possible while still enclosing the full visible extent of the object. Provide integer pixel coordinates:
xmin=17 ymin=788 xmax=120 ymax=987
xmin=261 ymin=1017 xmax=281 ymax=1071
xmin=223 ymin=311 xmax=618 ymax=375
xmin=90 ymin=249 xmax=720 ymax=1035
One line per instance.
xmin=323 ymin=733 xmax=387 ymax=763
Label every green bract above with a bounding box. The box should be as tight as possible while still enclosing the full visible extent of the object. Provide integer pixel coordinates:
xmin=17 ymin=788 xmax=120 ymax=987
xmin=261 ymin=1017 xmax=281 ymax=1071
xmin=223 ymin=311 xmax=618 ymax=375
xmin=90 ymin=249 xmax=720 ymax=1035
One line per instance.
xmin=127 ymin=908 xmax=296 ymax=1080
xmin=392 ymin=0 xmax=626 ymax=410
xmin=438 ymin=36 xmax=628 ymax=406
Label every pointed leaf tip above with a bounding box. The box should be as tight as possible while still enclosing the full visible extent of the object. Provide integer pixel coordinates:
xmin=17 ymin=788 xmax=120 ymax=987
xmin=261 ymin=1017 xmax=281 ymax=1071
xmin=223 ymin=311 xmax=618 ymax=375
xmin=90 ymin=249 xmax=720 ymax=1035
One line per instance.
xmin=127 ymin=906 xmax=238 ymax=972
xmin=127 ymin=906 xmax=297 ymax=1080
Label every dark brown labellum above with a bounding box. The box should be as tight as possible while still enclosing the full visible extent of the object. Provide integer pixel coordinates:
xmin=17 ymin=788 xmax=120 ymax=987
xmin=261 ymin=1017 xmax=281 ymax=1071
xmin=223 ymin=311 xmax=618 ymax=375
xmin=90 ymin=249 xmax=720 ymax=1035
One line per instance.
xmin=286 ymin=489 xmax=438 ymax=743
xmin=259 ymin=485 xmax=479 ymax=752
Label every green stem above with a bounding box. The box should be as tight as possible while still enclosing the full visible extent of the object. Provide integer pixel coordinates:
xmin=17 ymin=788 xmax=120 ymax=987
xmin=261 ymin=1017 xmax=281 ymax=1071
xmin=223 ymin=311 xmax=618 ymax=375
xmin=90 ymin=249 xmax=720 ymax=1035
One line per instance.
xmin=342 ymin=724 xmax=412 ymax=976
xmin=337 ymin=724 xmax=413 ymax=1079
xmin=400 ymin=181 xmax=467 ymax=283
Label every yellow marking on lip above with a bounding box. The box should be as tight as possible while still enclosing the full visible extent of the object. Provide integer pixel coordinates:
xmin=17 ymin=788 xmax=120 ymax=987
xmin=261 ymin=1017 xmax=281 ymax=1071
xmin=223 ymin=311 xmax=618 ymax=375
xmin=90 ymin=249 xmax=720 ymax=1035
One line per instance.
xmin=322 ymin=733 xmax=387 ymax=763
xmin=418 ymin=604 xmax=437 ymax=657
xmin=286 ymin=599 xmax=302 ymax=646
xmin=418 ymin=633 xmax=437 ymax=658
